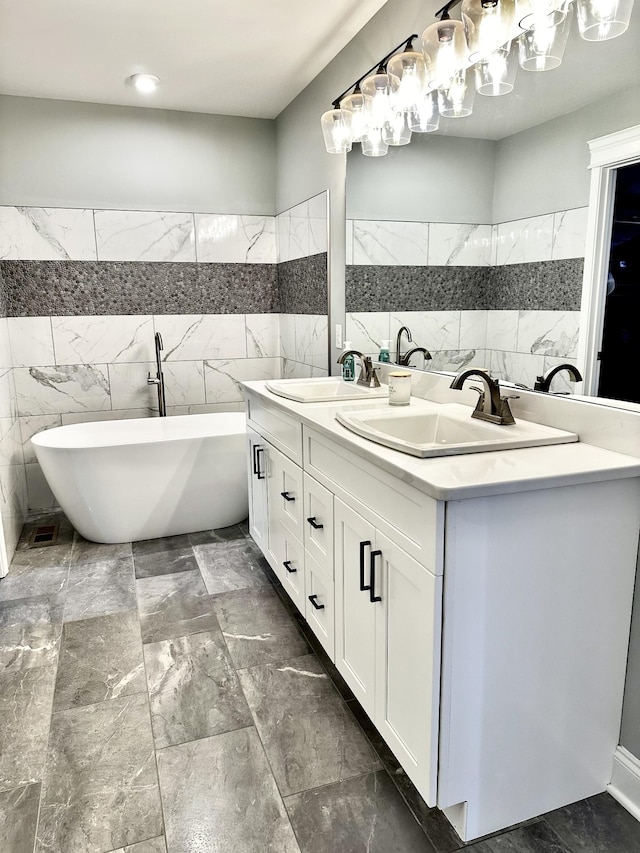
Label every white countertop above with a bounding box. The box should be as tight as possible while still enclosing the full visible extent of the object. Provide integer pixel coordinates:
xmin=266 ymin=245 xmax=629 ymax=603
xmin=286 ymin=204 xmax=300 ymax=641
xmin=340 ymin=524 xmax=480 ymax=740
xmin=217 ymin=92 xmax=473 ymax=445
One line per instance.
xmin=243 ymin=380 xmax=640 ymax=501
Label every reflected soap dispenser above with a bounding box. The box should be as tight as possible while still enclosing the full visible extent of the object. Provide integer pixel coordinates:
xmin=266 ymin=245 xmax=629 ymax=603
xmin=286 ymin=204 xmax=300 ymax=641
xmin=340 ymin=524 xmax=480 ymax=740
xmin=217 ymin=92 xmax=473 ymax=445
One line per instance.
xmin=379 ymin=340 xmax=391 ymax=363
xmin=342 ymin=341 xmax=355 ymax=382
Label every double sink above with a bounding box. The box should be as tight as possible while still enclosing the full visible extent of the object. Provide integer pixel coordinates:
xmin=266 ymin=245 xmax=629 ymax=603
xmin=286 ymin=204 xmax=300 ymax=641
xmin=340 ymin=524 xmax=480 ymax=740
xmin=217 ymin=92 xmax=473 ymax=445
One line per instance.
xmin=265 ymin=378 xmax=578 ymax=458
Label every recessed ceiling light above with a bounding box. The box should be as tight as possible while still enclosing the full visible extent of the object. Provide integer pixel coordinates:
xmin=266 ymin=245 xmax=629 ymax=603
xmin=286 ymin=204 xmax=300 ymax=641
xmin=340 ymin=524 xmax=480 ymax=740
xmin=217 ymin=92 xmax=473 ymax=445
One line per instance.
xmin=127 ymin=73 xmax=160 ymax=94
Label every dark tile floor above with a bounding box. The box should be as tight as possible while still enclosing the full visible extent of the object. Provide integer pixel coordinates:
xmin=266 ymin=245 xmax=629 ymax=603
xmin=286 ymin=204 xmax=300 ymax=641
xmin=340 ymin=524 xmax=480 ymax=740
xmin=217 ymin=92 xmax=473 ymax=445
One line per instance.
xmin=1 ymin=512 xmax=640 ymax=853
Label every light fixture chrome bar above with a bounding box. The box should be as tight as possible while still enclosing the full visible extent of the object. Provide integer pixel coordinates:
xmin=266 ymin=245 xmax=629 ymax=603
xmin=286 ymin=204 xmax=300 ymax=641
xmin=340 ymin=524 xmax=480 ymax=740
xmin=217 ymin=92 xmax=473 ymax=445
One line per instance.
xmin=330 ymin=34 xmax=419 ymax=108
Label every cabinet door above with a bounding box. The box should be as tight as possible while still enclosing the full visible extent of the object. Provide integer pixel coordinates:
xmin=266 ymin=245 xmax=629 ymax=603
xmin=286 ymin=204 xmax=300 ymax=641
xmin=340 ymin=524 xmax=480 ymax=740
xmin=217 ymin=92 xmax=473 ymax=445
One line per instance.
xmin=269 ymin=449 xmax=304 ymax=543
xmin=247 ymin=431 xmax=269 ymax=556
xmin=304 ymin=552 xmax=335 ymax=659
xmin=279 ymin=529 xmax=306 ymax=614
xmin=334 ymin=498 xmax=377 ymax=716
xmin=303 ymin=473 xmax=334 ymax=576
xmin=373 ymin=530 xmax=442 ymax=806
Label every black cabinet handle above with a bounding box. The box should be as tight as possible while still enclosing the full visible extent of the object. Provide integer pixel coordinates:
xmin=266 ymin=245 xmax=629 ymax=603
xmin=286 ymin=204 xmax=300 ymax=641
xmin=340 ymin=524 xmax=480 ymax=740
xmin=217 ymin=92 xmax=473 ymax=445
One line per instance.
xmin=252 ymin=443 xmax=260 ymax=475
xmin=256 ymin=447 xmax=265 ymax=480
xmin=307 ymin=516 xmax=324 ymax=530
xmin=308 ymin=594 xmax=325 ymax=610
xmin=281 ymin=491 xmax=295 ymax=502
xmin=369 ymin=550 xmax=382 ymax=603
xmin=283 ymin=560 xmax=297 ymax=573
xmin=359 ymin=540 xmax=372 ymax=591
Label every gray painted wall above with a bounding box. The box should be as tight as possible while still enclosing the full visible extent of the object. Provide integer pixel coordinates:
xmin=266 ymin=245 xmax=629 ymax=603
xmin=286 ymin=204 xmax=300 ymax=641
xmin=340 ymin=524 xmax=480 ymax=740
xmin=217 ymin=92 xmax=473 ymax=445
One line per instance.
xmin=0 ymin=95 xmax=276 ymax=214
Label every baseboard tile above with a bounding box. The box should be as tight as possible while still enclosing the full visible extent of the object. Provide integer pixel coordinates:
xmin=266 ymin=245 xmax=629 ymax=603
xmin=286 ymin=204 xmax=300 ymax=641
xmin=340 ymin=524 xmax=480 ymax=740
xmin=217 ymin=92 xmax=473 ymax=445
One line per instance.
xmin=608 ymin=746 xmax=640 ymax=822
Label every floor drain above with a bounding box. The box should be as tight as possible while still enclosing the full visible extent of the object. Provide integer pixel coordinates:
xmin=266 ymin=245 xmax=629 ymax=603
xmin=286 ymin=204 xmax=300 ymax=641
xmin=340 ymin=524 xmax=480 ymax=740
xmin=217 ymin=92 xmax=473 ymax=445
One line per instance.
xmin=28 ymin=524 xmax=60 ymax=548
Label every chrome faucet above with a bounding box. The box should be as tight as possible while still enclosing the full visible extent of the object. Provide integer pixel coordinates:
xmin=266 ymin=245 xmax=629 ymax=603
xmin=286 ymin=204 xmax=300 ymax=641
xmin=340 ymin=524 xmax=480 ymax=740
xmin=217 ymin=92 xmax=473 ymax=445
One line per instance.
xmin=450 ymin=368 xmax=518 ymax=425
xmin=395 ymin=326 xmax=413 ymax=364
xmin=147 ymin=332 xmax=167 ymax=417
xmin=337 ymin=349 xmax=381 ymax=388
xmin=534 ymin=364 xmax=583 ymax=393
xmin=398 ymin=346 xmax=432 ymax=367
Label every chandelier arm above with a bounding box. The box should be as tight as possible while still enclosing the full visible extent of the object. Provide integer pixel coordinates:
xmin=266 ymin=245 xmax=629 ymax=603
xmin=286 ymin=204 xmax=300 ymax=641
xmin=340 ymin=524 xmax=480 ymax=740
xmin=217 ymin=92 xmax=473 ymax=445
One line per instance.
xmin=330 ymin=33 xmax=419 ymax=108
xmin=434 ymin=0 xmax=463 ymax=20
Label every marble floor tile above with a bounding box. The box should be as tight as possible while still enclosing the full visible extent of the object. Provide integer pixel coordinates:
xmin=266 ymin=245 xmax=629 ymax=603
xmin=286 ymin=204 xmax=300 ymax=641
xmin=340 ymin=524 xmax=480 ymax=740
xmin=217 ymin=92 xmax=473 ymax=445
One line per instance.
xmin=188 ymin=522 xmax=247 ymax=546
xmin=136 ymin=568 xmax=207 ymax=618
xmin=212 ymin=586 xmax=309 ymax=669
xmin=53 ymin=610 xmax=145 ymax=711
xmin=139 ymin=591 xmax=220 ymax=645
xmin=0 ymin=594 xmax=63 ymax=672
xmin=464 ymin=820 xmax=571 ymax=852
xmin=10 ymin=542 xmax=73 ymax=572
xmin=156 ymin=727 xmax=300 ymax=853
xmin=107 ymin=838 xmax=167 ymax=853
xmin=193 ymin=540 xmax=271 ymax=595
xmin=71 ymin=535 xmax=132 ymax=567
xmin=0 ymin=564 xmax=68 ymax=603
xmin=544 ymin=792 xmax=640 ymax=852
xmin=0 ymin=782 xmax=41 ymax=853
xmin=132 ymin=534 xmax=191 ymax=558
xmin=133 ymin=546 xmax=199 ymax=580
xmin=238 ymin=654 xmax=381 ymax=796
xmin=37 ymin=693 xmax=163 ymax=853
xmin=285 ymin=771 xmax=435 ymax=853
xmin=144 ymin=626 xmax=252 ymax=748
xmin=0 ymin=666 xmax=56 ymax=792
xmin=64 ymin=556 xmax=136 ymax=622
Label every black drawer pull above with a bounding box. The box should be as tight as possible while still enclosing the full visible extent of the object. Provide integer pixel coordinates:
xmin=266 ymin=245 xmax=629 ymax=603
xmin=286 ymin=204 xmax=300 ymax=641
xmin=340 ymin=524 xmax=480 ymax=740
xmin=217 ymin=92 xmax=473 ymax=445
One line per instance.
xmin=370 ymin=550 xmax=382 ymax=603
xmin=307 ymin=516 xmax=324 ymax=530
xmin=252 ymin=443 xmax=260 ymax=475
xmin=308 ymin=594 xmax=325 ymax=610
xmin=359 ymin=540 xmax=372 ymax=591
xmin=281 ymin=491 xmax=295 ymax=502
xmin=256 ymin=447 xmax=265 ymax=480
xmin=283 ymin=560 xmax=297 ymax=573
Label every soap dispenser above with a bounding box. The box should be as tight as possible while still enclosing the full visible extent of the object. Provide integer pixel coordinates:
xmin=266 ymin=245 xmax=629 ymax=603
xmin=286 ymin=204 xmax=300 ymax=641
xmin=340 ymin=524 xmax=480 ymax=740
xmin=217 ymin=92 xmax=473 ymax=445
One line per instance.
xmin=379 ymin=340 xmax=391 ymax=363
xmin=342 ymin=341 xmax=355 ymax=382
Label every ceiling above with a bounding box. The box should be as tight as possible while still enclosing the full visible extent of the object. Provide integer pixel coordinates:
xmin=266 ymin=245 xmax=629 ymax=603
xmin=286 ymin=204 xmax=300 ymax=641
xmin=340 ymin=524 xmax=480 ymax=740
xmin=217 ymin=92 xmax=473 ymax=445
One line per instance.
xmin=0 ymin=0 xmax=389 ymax=119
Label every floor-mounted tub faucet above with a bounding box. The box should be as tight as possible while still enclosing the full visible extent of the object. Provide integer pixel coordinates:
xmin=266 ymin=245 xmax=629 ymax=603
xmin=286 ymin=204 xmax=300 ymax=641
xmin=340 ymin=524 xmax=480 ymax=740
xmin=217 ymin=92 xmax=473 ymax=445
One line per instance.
xmin=147 ymin=332 xmax=167 ymax=417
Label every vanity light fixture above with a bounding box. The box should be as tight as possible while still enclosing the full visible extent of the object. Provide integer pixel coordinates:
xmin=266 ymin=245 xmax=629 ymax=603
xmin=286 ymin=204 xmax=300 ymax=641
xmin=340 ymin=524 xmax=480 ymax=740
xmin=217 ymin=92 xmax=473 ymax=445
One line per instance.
xmin=321 ymin=0 xmax=635 ymax=155
xmin=127 ymin=73 xmax=160 ymax=94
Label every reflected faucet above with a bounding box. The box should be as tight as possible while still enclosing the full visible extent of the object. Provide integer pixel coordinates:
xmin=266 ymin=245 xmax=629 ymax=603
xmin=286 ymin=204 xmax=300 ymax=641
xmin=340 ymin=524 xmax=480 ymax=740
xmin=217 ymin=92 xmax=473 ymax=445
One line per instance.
xmin=534 ymin=364 xmax=583 ymax=394
xmin=399 ymin=346 xmax=432 ymax=368
xmin=450 ymin=368 xmax=518 ymax=425
xmin=147 ymin=332 xmax=167 ymax=417
xmin=395 ymin=326 xmax=413 ymax=364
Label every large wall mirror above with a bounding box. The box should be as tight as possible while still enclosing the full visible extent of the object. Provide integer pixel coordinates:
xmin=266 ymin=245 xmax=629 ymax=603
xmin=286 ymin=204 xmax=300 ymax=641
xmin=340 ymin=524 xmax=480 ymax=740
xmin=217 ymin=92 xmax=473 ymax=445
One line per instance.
xmin=343 ymin=1 xmax=640 ymax=404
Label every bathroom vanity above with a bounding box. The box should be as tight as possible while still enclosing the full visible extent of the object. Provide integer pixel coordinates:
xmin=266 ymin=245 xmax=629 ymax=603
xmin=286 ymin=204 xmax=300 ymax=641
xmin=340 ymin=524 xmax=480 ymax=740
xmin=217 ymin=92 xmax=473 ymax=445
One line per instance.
xmin=242 ymin=378 xmax=640 ymax=842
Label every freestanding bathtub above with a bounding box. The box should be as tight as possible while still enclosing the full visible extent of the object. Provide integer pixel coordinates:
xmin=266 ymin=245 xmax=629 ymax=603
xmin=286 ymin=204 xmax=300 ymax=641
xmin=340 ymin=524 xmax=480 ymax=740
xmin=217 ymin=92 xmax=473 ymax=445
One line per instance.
xmin=31 ymin=413 xmax=248 ymax=544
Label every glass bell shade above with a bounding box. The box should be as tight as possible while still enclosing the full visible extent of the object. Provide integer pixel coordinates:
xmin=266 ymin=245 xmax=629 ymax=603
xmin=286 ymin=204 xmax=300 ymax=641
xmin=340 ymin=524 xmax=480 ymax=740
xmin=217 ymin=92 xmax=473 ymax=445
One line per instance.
xmin=517 ymin=2 xmax=573 ymax=70
xmin=517 ymin=0 xmax=568 ymax=29
xmin=387 ymin=45 xmax=429 ymax=111
xmin=320 ymin=109 xmax=353 ymax=154
xmin=475 ymin=42 xmax=517 ymax=95
xmin=575 ymin=0 xmax=634 ymax=40
xmin=462 ymin=0 xmax=516 ymax=61
xmin=438 ymin=68 xmax=476 ymax=117
xmin=421 ymin=17 xmax=469 ymax=90
xmin=340 ymin=89 xmax=374 ymax=143
xmin=361 ymin=69 xmax=400 ymax=130
xmin=408 ymin=91 xmax=440 ymax=132
xmin=382 ymin=110 xmax=413 ymax=145
xmin=361 ymin=127 xmax=389 ymax=157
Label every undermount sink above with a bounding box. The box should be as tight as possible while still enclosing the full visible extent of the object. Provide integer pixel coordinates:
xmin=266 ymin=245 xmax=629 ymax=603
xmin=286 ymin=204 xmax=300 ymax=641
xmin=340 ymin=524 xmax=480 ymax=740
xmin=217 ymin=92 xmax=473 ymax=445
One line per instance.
xmin=336 ymin=403 xmax=578 ymax=458
xmin=266 ymin=377 xmax=387 ymax=403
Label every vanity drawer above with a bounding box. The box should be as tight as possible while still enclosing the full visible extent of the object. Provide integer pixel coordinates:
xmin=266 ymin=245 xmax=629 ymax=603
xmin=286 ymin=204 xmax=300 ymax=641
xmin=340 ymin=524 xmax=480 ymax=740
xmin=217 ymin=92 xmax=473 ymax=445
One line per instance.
xmin=278 ymin=530 xmax=306 ymax=615
xmin=246 ymin=392 xmax=303 ymax=464
xmin=303 ymin=426 xmax=443 ymax=573
xmin=303 ymin=473 xmax=334 ymax=577
xmin=268 ymin=448 xmax=305 ymax=544
xmin=304 ymin=552 xmax=335 ymax=660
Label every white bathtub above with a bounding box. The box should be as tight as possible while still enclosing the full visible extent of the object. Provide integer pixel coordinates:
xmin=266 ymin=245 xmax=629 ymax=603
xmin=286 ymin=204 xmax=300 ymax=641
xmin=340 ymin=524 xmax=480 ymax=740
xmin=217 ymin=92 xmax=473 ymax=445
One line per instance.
xmin=31 ymin=413 xmax=248 ymax=544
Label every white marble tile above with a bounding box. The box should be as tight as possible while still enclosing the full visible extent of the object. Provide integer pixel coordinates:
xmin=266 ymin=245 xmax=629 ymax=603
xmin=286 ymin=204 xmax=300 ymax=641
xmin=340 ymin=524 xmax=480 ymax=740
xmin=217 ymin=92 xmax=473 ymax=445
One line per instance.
xmin=353 ymin=221 xmax=429 ymax=266
xmin=246 ymin=314 xmax=280 ymax=359
xmin=279 ymin=314 xmax=296 ymax=361
xmin=289 ymin=200 xmax=310 ymax=262
xmin=95 ymin=210 xmax=196 ymax=262
xmin=195 ymin=214 xmax=276 ymax=263
xmin=61 ymin=408 xmax=153 ymax=425
xmin=14 ymin=365 xmax=111 ymax=416
xmin=0 ymin=206 xmax=97 ymax=260
xmin=276 ymin=210 xmax=290 ymax=264
xmin=345 ymin=220 xmax=354 ymax=266
xmin=460 ymin=311 xmax=488 ymax=350
xmin=154 ymin=314 xmax=246 ymax=361
xmin=108 ymin=362 xmax=156 ymax=411
xmin=8 ymin=317 xmax=55 ymax=367
xmin=0 ymin=318 xmax=12 ymax=371
xmin=25 ymin=462 xmax=57 ymax=510
xmin=294 ymin=315 xmax=328 ymax=369
xmin=429 ymin=349 xmax=479 ymax=373
xmin=166 ymin=402 xmax=246 ymax=417
xmin=489 ymin=350 xmax=545 ymax=387
xmin=495 ymin=214 xmax=554 ymax=265
xmin=20 ymin=415 xmax=62 ymax=464
xmin=390 ymin=311 xmax=460 ymax=353
xmin=516 ymin=310 xmax=580 ymax=358
xmin=486 ymin=310 xmax=519 ymax=351
xmin=162 ymin=361 xmax=206 ymax=407
xmin=204 ymin=358 xmax=281 ymax=403
xmin=51 ymin=315 xmax=154 ymax=365
xmin=0 ymin=369 xmax=15 ymax=420
xmin=428 ymin=223 xmax=493 ymax=266
xmin=308 ymin=192 xmax=328 ymax=255
xmin=346 ymin=312 xmax=391 ymax=357
xmin=552 ymin=208 xmax=588 ymax=260
xmin=282 ymin=359 xmax=313 ymax=379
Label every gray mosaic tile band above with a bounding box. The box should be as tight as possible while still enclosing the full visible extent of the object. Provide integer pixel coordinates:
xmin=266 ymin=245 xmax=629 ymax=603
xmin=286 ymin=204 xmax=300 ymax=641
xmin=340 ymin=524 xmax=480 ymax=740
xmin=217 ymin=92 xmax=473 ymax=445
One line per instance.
xmin=345 ymin=259 xmax=584 ymax=312
xmin=278 ymin=253 xmax=328 ymax=315
xmin=0 ymin=265 xmax=6 ymax=319
xmin=1 ymin=261 xmax=279 ymax=317
xmin=346 ymin=265 xmax=491 ymax=312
